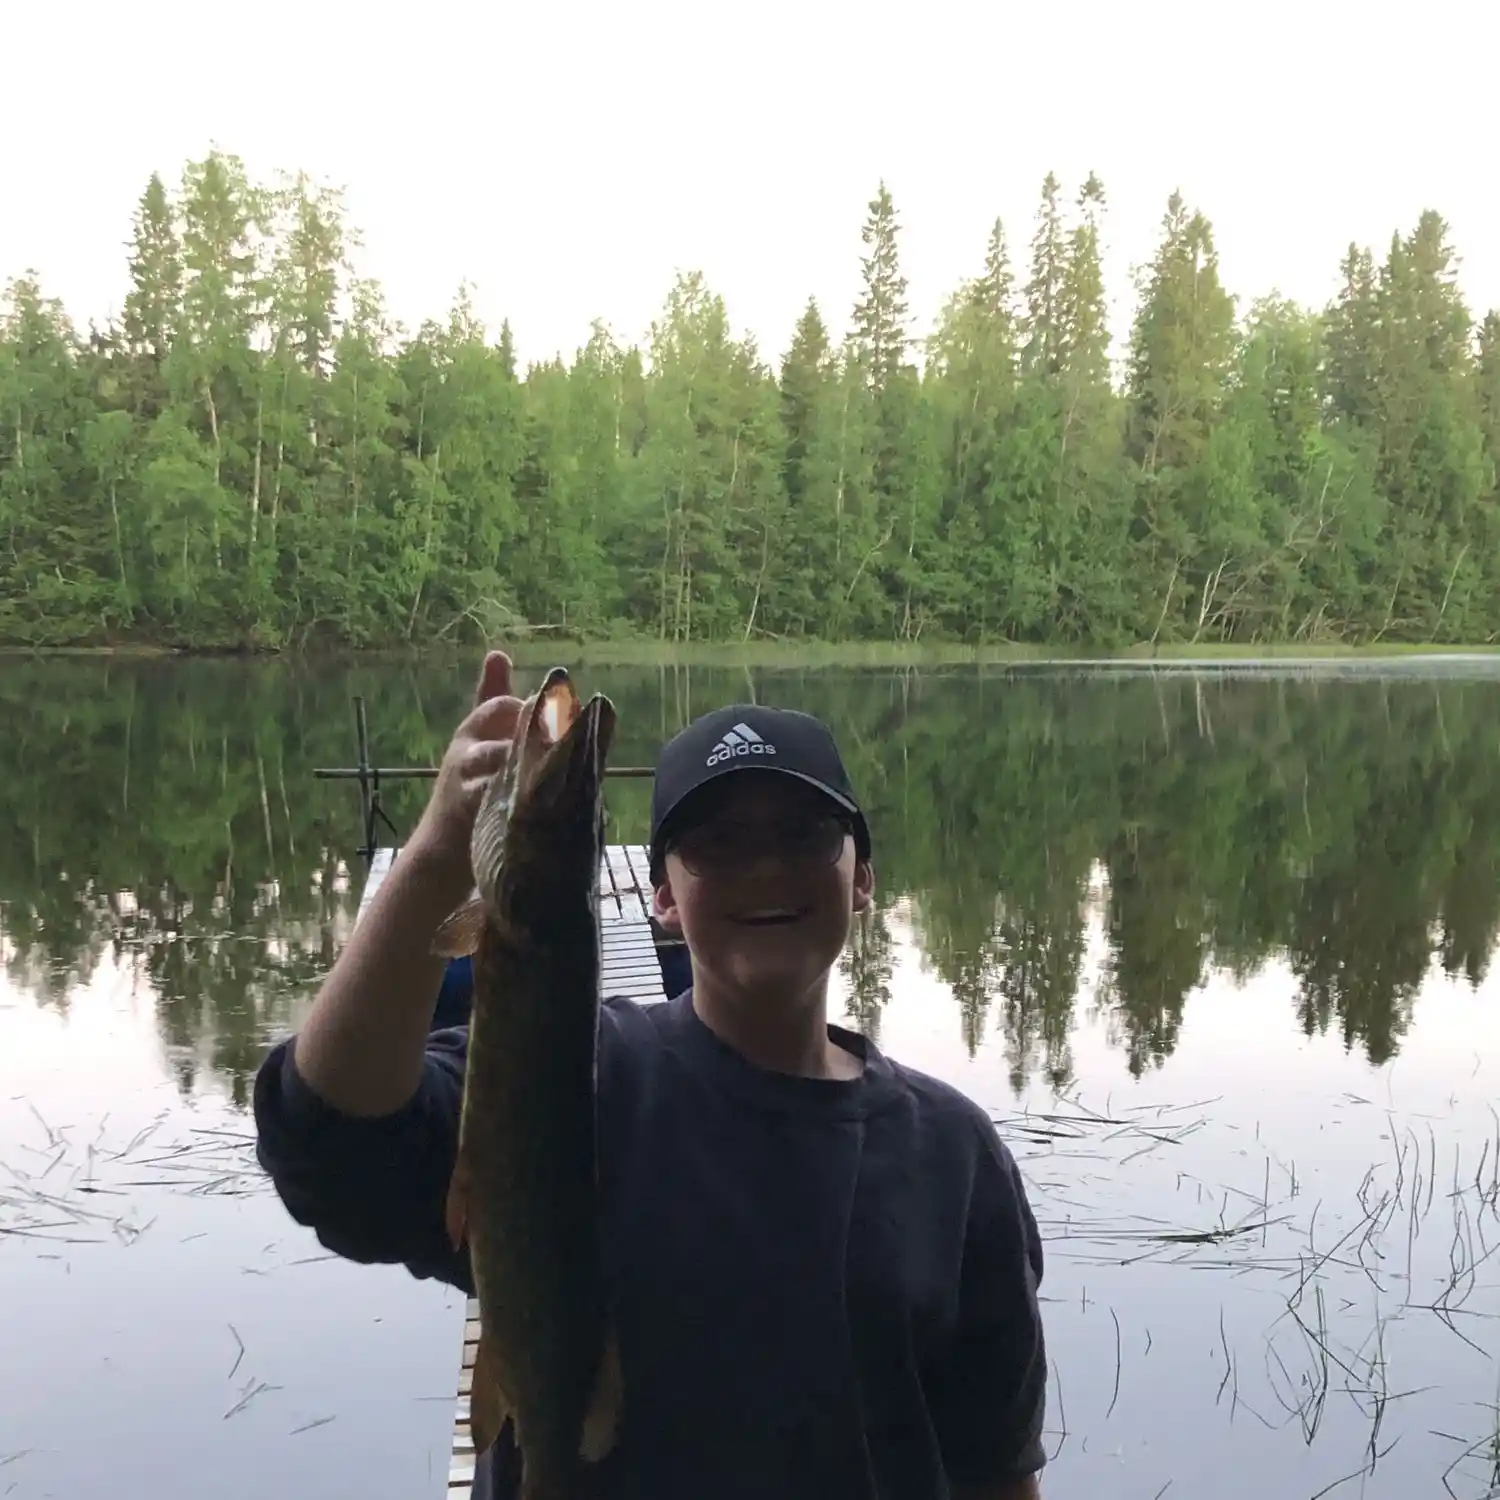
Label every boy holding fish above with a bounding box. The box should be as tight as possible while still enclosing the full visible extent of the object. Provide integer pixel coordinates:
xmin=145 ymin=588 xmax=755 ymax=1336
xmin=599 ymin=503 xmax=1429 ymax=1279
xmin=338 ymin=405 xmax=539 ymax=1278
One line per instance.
xmin=254 ymin=650 xmax=1048 ymax=1499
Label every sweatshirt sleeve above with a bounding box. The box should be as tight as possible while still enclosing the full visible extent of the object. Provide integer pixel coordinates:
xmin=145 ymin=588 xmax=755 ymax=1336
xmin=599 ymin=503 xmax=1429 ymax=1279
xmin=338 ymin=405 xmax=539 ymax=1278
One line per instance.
xmin=929 ymin=1123 xmax=1048 ymax=1487
xmin=252 ymin=1026 xmax=473 ymax=1295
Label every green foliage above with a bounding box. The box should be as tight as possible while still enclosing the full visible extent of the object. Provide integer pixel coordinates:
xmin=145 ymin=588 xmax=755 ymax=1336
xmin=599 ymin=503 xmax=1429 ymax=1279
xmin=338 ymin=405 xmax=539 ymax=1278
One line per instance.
xmin=3 ymin=154 xmax=1500 ymax=648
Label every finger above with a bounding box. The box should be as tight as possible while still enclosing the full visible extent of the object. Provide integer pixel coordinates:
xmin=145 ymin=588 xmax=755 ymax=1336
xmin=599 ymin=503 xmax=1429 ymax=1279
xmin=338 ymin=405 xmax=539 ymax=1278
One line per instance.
xmin=473 ymin=650 xmax=512 ymax=707
xmin=458 ymin=741 xmax=510 ymax=781
xmin=463 ymin=693 xmax=523 ymax=742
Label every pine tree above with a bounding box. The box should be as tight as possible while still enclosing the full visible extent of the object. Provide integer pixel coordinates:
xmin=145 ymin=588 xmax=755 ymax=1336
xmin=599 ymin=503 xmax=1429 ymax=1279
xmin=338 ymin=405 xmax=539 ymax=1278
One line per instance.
xmin=253 ymin=170 xmax=350 ymax=635
xmin=317 ymin=276 xmax=405 ymax=640
xmin=511 ymin=322 xmax=626 ymax=634
xmin=121 ymin=174 xmax=182 ymax=420
xmin=631 ymin=272 xmax=783 ymax=641
xmin=1469 ymin=311 xmax=1500 ymax=632
xmin=1058 ymin=174 xmax=1110 ymax=386
xmin=849 ymin=182 xmax=920 ymax=635
xmin=1477 ymin=312 xmax=1500 ymax=456
xmin=780 ymin=297 xmax=832 ymax=512
xmin=1126 ymin=191 xmax=1238 ymax=638
xmin=1366 ymin=212 xmax=1488 ymax=638
xmin=1050 ymin=173 xmax=1128 ymax=639
xmin=0 ymin=278 xmax=104 ymax=641
xmin=1323 ymin=245 xmax=1379 ymax=428
xmin=850 ymin=182 xmax=910 ymax=394
xmin=166 ymin=149 xmax=267 ymax=626
xmin=1022 ymin=173 xmax=1067 ymax=378
xmin=926 ymin=218 xmax=1021 ymax=633
xmin=774 ymin=298 xmax=849 ymax=634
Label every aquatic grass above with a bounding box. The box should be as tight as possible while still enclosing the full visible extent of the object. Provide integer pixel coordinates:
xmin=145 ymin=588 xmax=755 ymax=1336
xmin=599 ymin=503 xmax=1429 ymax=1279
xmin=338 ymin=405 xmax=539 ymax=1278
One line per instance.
xmin=995 ymin=1082 xmax=1500 ymax=1497
xmin=6 ymin=1077 xmax=1497 ymax=1493
xmin=1436 ymin=1369 xmax=1500 ymax=1498
xmin=0 ymin=1099 xmax=273 ymax=1257
xmin=1 ymin=1097 xmax=342 ymax=1444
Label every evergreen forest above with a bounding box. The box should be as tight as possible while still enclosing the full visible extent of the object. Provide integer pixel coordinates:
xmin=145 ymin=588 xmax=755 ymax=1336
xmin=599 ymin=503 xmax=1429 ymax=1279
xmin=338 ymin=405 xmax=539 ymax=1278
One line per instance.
xmin=3 ymin=152 xmax=1498 ymax=650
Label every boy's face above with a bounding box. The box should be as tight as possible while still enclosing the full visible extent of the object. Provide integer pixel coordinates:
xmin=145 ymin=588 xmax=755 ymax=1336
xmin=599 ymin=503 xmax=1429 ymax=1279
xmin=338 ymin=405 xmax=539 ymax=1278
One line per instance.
xmin=653 ymin=770 xmax=873 ymax=1003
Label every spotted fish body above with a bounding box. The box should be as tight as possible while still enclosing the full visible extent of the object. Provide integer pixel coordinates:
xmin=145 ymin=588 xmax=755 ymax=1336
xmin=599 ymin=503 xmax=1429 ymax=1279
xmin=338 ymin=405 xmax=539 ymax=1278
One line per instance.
xmin=434 ymin=667 xmax=621 ymax=1500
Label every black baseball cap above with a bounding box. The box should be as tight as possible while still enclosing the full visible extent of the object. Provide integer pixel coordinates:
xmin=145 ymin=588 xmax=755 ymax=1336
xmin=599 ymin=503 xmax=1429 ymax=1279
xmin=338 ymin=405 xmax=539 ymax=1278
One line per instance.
xmin=649 ymin=704 xmax=872 ymax=878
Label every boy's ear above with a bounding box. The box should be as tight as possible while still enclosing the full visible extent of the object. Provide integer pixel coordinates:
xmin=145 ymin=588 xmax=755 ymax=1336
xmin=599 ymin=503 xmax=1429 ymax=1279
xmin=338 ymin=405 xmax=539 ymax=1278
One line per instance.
xmin=652 ymin=875 xmax=683 ymax=936
xmin=852 ymin=858 xmax=874 ymax=914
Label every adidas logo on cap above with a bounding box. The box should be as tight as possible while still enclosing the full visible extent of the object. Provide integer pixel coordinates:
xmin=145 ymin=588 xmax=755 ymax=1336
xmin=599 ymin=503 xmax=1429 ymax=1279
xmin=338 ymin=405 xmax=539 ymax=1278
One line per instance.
xmin=705 ymin=721 xmax=778 ymax=768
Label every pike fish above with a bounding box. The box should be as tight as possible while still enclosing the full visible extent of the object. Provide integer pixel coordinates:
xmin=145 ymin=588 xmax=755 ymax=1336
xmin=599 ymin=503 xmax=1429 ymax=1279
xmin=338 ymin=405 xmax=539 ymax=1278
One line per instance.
xmin=432 ymin=666 xmax=622 ymax=1499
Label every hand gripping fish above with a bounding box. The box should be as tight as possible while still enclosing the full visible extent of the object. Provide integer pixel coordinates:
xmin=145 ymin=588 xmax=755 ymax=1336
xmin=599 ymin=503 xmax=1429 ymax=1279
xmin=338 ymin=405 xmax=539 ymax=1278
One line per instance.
xmin=432 ymin=666 xmax=622 ymax=1500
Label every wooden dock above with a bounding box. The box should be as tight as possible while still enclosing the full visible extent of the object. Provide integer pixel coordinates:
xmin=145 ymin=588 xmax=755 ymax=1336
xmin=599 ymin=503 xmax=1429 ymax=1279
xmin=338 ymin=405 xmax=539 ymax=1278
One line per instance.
xmin=354 ymin=844 xmax=666 ymax=1495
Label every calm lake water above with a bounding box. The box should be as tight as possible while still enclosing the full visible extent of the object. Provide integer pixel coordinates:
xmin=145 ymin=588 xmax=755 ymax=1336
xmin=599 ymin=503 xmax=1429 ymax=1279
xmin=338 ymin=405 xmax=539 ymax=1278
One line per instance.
xmin=3 ymin=655 xmax=1499 ymax=1499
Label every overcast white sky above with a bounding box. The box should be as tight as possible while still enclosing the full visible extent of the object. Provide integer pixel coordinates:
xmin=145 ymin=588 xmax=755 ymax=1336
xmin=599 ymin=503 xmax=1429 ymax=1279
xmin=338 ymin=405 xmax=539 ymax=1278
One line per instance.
xmin=6 ymin=0 xmax=1496 ymax=372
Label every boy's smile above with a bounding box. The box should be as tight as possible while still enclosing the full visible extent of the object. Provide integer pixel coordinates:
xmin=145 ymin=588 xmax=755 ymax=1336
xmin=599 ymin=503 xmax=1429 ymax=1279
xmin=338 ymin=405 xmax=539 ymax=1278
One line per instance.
xmin=732 ymin=906 xmax=810 ymax=926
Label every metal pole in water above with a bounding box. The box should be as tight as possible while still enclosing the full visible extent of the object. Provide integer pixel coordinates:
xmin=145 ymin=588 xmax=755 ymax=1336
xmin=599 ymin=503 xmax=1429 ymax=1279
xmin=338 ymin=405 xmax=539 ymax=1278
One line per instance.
xmin=353 ymin=696 xmax=375 ymax=864
xmin=317 ymin=698 xmax=657 ymax=863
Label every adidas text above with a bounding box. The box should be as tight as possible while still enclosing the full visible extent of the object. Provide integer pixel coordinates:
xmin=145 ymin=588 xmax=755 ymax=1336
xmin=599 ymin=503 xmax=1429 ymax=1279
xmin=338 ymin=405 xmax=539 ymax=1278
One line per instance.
xmin=706 ymin=723 xmax=778 ymax=767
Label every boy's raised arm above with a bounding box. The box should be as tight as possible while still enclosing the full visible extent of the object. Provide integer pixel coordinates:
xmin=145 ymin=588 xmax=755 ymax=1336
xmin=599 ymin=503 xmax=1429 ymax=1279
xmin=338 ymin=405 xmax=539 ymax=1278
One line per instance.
xmin=253 ymin=1020 xmax=470 ymax=1282
xmin=292 ymin=651 xmax=518 ymax=1118
xmin=251 ymin=651 xmax=517 ymax=1284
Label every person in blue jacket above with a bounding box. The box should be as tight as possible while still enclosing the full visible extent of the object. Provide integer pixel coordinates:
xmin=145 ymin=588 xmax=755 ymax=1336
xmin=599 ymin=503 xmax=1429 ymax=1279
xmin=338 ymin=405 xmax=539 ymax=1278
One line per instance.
xmin=253 ymin=650 xmax=1049 ymax=1499
xmin=430 ymin=925 xmax=687 ymax=1030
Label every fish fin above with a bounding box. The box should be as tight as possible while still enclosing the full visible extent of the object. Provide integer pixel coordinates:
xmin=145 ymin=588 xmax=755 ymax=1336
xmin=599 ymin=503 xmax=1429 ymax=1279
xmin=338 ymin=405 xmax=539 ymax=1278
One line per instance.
xmin=444 ymin=1151 xmax=472 ymax=1252
xmin=431 ymin=895 xmax=486 ymax=958
xmin=469 ymin=1331 xmax=512 ymax=1458
xmin=579 ymin=1325 xmax=624 ymax=1463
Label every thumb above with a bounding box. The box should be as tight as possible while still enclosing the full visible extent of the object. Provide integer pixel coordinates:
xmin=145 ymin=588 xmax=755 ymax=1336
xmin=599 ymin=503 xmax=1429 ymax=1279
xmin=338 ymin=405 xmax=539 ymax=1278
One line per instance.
xmin=474 ymin=650 xmax=513 ymax=706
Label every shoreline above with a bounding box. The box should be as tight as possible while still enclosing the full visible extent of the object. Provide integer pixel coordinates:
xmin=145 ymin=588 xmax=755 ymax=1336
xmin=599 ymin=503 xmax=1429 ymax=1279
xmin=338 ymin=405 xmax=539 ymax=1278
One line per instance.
xmin=4 ymin=639 xmax=1500 ymax=668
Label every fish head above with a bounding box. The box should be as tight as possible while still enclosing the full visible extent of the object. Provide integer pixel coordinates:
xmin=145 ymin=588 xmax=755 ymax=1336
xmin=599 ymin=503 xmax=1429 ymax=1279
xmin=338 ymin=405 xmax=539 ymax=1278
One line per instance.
xmin=507 ymin=667 xmax=581 ymax=791
xmin=507 ymin=668 xmax=614 ymax=794
xmin=516 ymin=681 xmax=617 ymax=816
xmin=468 ymin=667 xmax=617 ymax=902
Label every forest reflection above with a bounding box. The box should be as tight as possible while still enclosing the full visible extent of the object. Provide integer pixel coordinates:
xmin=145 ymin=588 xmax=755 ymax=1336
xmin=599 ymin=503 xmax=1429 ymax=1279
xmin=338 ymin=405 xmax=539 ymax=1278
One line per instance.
xmin=3 ymin=658 xmax=1495 ymax=1102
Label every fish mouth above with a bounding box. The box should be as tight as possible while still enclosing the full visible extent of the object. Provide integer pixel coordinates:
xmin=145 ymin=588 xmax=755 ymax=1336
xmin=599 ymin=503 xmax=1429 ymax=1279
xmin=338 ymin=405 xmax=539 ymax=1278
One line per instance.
xmin=576 ymin=692 xmax=616 ymax=778
xmin=541 ymin=687 xmax=617 ymax=801
xmin=490 ymin=671 xmax=618 ymax=836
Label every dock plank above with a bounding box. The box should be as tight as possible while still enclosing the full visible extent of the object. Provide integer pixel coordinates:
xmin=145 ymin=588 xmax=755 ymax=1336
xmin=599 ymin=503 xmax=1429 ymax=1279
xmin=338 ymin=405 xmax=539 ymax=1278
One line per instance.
xmin=354 ymin=846 xmax=395 ymax=926
xmin=355 ymin=844 xmax=660 ymax=930
xmin=601 ymin=942 xmax=658 ymax=962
